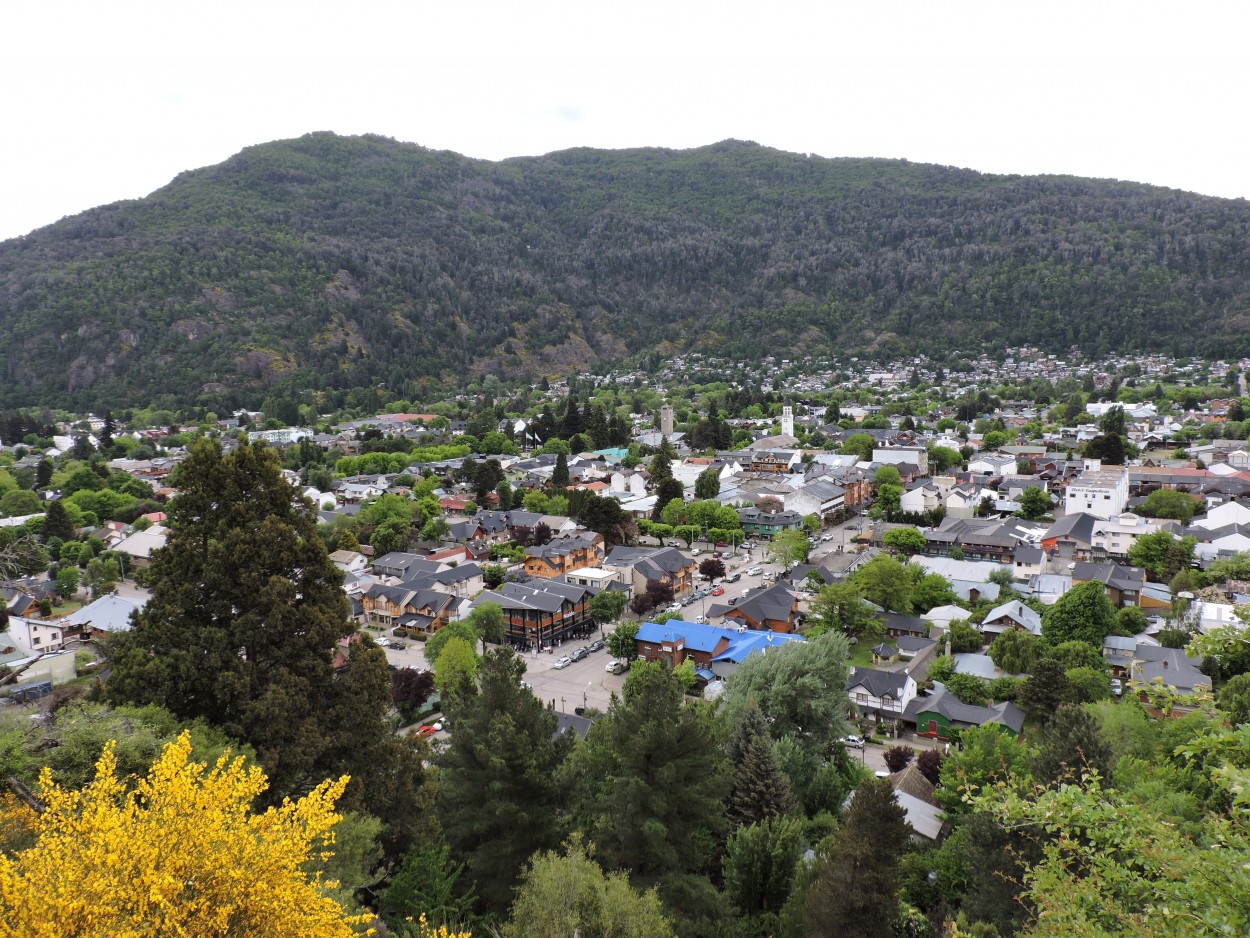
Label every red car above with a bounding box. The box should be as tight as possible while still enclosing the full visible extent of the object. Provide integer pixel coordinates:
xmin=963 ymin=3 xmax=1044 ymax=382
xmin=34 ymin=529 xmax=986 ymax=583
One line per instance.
xmin=416 ymin=725 xmax=437 ymax=738
xmin=711 ymin=586 xmax=725 ymax=596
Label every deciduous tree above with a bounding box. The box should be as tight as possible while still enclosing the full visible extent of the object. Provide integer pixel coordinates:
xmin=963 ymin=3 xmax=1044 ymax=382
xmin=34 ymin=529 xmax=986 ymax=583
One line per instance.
xmin=1041 ymin=580 xmax=1117 ymax=646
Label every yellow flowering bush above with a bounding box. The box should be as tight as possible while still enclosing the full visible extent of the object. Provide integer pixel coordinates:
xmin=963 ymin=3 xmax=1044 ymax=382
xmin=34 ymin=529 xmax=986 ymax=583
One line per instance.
xmin=0 ymin=731 xmax=372 ymax=938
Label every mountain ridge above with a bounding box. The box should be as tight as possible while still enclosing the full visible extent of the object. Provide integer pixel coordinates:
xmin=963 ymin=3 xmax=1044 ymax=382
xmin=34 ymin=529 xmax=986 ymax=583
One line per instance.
xmin=2 ymin=132 xmax=1249 ymax=410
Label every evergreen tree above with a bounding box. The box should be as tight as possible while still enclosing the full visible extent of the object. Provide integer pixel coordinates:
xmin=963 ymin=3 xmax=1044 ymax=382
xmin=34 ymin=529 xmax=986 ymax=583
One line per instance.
xmin=99 ymin=411 xmax=115 ymax=451
xmin=727 ymin=700 xmax=799 ymax=829
xmin=35 ymin=458 xmax=54 ymax=489
xmin=1032 ymin=702 xmax=1114 ymax=784
xmin=565 ymin=661 xmax=729 ymax=917
xmin=107 ymin=440 xmax=430 ymax=852
xmin=652 ymin=478 xmax=684 ymax=522
xmin=41 ymin=499 xmax=75 ymax=542
xmin=695 ymin=467 xmax=721 ymax=500
xmin=723 ymin=815 xmax=805 ymax=920
xmin=552 ymin=452 xmax=570 ymax=488
xmin=1018 ymin=657 xmax=1071 ymax=724
xmin=436 ymin=648 xmax=572 ymax=915
xmin=804 ymin=778 xmax=911 ymax=938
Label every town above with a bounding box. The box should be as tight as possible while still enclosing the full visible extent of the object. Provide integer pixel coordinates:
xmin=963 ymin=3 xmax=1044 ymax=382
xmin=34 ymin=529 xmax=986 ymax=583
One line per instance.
xmin=2 ymin=345 xmax=1248 ymax=936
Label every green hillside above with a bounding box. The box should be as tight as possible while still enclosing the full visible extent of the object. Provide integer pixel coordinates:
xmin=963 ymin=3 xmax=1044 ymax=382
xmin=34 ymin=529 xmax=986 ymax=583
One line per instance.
xmin=2 ymin=132 xmax=1249 ymax=409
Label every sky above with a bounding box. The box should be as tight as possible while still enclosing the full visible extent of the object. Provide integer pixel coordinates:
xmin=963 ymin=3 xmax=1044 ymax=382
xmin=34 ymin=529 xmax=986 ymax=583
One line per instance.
xmin=3 ymin=1 xmax=1248 ymax=242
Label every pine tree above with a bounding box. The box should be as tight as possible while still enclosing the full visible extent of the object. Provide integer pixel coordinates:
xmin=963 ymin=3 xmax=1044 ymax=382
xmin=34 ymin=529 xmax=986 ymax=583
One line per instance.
xmin=436 ymin=648 xmax=572 ymax=915
xmin=107 ymin=439 xmax=429 ymax=850
xmin=552 ymin=452 xmax=570 ymax=488
xmin=1032 ymin=702 xmax=1114 ymax=784
xmin=41 ymin=499 xmax=75 ymax=542
xmin=804 ymin=778 xmax=911 ymax=937
xmin=99 ymin=410 xmax=115 ymax=451
xmin=35 ymin=458 xmax=53 ymax=490
xmin=727 ymin=701 xmax=799 ymax=829
xmin=566 ymin=661 xmax=729 ymax=913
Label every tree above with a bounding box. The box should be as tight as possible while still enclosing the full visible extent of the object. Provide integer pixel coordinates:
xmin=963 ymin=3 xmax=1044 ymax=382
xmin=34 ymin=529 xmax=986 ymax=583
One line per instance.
xmin=808 ymin=582 xmax=883 ymax=644
xmin=1128 ymin=529 xmax=1196 ymax=582
xmin=0 ymin=732 xmax=369 ymax=937
xmin=482 ymin=563 xmax=506 ymax=589
xmin=504 ymin=835 xmax=674 ymax=938
xmin=552 ymin=452 xmax=570 ymax=488
xmin=652 ymin=479 xmax=684 ymax=522
xmin=768 ymin=528 xmax=809 ymax=569
xmin=946 ymin=620 xmax=985 ymax=654
xmin=874 ymin=465 xmax=902 ymax=488
xmin=392 ymin=667 xmax=436 ymax=721
xmin=380 ymin=841 xmax=477 ymax=934
xmin=425 ymin=620 xmax=479 ymax=665
xmin=34 ymin=458 xmax=53 ymax=489
xmin=53 ymin=565 xmax=79 ymax=599
xmin=882 ymin=527 xmax=925 ymax=555
xmin=873 ymin=483 xmax=902 ymax=519
xmin=1139 ymin=487 xmax=1197 ymax=523
xmin=694 ymin=467 xmax=720 ymax=500
xmin=988 ymin=629 xmax=1038 ymax=674
xmin=0 ymin=490 xmax=39 ymax=518
xmin=911 ymin=573 xmax=958 ymax=614
xmin=606 ymin=620 xmax=640 ymax=660
xmin=1217 ymin=672 xmax=1250 ymax=724
xmin=723 ymin=816 xmax=805 ymax=921
xmin=466 ymin=600 xmax=504 ymax=654
xmin=433 ymin=637 xmax=478 ymax=696
xmin=721 ymin=631 xmax=851 ymax=774
xmin=804 ymin=778 xmax=911 ymax=938
xmin=106 ymin=439 xmax=424 ymax=836
xmin=698 ymin=556 xmax=726 ymax=582
xmin=437 ymin=649 xmax=572 ymax=915
xmin=589 ymin=589 xmax=628 ymax=631
xmin=935 ymin=724 xmax=1033 ymax=814
xmin=1041 ymin=580 xmax=1117 ymax=646
xmin=726 ymin=700 xmax=799 ymax=829
xmin=565 ymin=662 xmax=727 ymax=917
xmin=1017 ymin=486 xmax=1052 ymax=520
xmin=40 ymin=499 xmax=74 ymax=542
xmin=944 ymin=673 xmax=990 ymax=706
xmin=916 ymin=748 xmax=942 ymax=785
xmin=883 ymin=745 xmax=915 ymax=773
xmin=1018 ymin=658 xmax=1071 ymax=724
xmin=1064 ymin=666 xmax=1113 ymax=704
xmin=630 ymin=578 xmax=674 ymax=617
xmin=1032 ymin=703 xmax=1115 ymax=785
xmin=853 ymin=554 xmax=913 ymax=614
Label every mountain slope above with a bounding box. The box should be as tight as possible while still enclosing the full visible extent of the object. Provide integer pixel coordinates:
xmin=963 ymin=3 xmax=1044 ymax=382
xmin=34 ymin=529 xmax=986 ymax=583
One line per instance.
xmin=2 ymin=132 xmax=1249 ymax=409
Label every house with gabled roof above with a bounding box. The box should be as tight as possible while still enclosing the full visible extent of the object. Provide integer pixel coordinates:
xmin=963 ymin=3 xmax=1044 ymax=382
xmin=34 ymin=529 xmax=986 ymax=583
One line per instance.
xmin=904 ymin=684 xmax=1025 ymax=739
xmin=980 ymin=600 xmax=1042 ymax=637
xmin=360 ymin=583 xmax=456 ymax=635
xmin=477 ymin=578 xmax=596 ymax=648
xmin=603 ymin=546 xmax=697 ymax=598
xmin=847 ymin=665 xmax=918 ymax=721
xmin=722 ymin=582 xmax=802 ymax=634
xmin=523 ymin=531 xmax=604 ymax=579
xmin=633 ymin=619 xmax=804 ymax=680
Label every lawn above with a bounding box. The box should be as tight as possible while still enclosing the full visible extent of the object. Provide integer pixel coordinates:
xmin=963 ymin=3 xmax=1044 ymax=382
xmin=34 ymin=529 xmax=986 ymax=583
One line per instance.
xmin=848 ymin=642 xmax=876 ymax=668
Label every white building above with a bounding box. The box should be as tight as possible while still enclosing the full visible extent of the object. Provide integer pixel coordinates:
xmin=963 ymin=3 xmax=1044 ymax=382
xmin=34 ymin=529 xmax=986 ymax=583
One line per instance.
xmin=872 ymin=445 xmax=929 ymax=476
xmin=1063 ymin=461 xmax=1129 ymax=520
xmin=1090 ymin=513 xmax=1166 ymax=558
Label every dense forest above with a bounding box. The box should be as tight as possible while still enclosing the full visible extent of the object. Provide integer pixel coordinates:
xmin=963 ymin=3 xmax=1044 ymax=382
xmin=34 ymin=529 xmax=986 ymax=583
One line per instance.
xmin=2 ymin=132 xmax=1250 ymax=410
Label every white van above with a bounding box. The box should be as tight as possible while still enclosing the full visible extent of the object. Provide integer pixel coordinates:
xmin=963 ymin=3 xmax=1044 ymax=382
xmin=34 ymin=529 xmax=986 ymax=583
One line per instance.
xmin=746 ymin=566 xmax=763 ymax=576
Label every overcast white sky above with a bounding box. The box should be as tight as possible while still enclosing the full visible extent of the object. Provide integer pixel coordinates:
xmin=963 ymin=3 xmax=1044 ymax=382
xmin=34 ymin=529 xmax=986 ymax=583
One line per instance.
xmin=2 ymin=1 xmax=1247 ymax=242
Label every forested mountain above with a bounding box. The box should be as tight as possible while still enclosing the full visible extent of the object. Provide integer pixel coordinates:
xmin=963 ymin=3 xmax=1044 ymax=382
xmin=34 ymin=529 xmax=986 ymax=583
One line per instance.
xmin=3 ymin=132 xmax=1250 ymax=410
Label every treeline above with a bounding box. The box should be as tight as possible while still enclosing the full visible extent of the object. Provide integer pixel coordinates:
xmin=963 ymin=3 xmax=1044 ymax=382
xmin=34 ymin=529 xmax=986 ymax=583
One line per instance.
xmin=3 ymin=133 xmax=1250 ymax=409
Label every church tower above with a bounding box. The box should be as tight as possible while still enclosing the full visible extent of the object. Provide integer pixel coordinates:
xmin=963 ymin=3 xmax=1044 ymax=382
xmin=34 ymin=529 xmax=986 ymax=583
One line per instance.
xmin=660 ymin=404 xmax=674 ymax=438
xmin=781 ymin=403 xmax=794 ymax=438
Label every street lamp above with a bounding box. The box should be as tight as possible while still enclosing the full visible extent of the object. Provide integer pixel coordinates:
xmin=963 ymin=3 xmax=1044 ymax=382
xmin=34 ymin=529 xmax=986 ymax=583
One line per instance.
xmin=584 ymin=681 xmax=592 ymax=713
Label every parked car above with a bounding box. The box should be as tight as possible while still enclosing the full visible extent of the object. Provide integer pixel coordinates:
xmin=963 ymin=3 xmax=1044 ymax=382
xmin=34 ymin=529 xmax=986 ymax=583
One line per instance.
xmin=554 ymin=656 xmax=573 ymax=669
xmin=724 ymin=573 xmax=741 ymax=583
xmin=605 ymin=660 xmax=628 ymax=674
xmin=821 ymin=533 xmax=835 ymax=542
xmin=691 ymin=548 xmax=702 ymax=556
xmin=416 ymin=721 xmax=443 ymax=738
xmin=667 ymin=602 xmax=682 ymax=612
xmin=588 ymin=639 xmax=605 ymax=652
xmin=841 ymin=734 xmax=865 ymax=749
xmin=1110 ymin=678 xmax=1123 ymax=696
xmin=711 ymin=586 xmax=725 ymax=596
xmin=570 ymin=646 xmax=590 ymax=662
